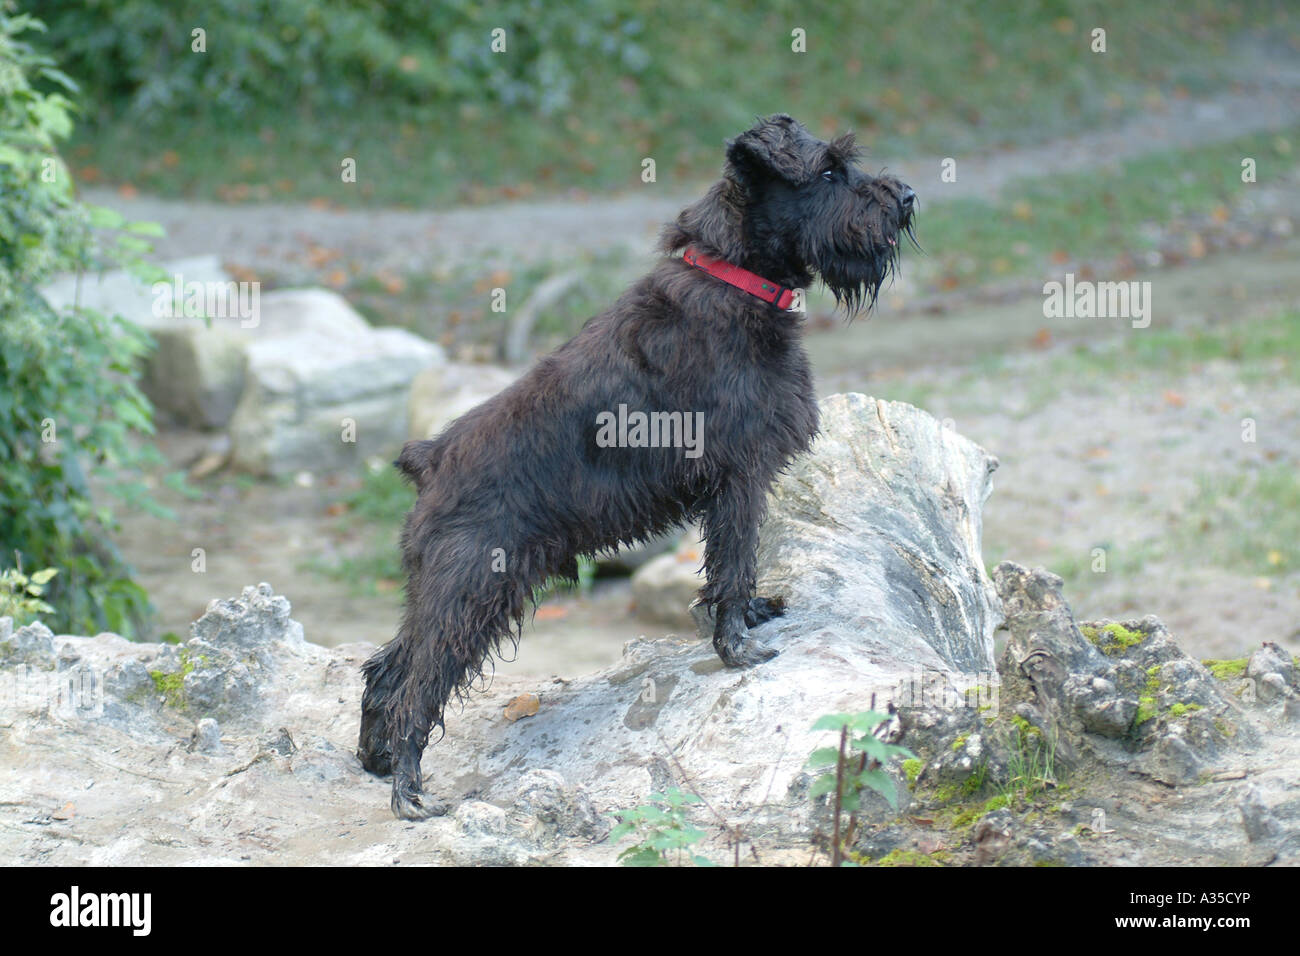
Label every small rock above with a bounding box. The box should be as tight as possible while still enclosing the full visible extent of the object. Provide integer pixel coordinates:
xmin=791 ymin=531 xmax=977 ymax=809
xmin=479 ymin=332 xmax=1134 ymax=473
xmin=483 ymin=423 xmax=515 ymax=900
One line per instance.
xmin=259 ymin=728 xmax=296 ymax=757
xmin=1145 ymin=734 xmax=1203 ymax=786
xmin=1247 ymin=642 xmax=1295 ymax=702
xmin=631 ymin=552 xmax=703 ymax=627
xmin=456 ymin=800 xmax=510 ymax=837
xmin=2 ymin=620 xmax=56 ymax=666
xmin=973 ymin=809 xmax=1015 ymax=865
xmin=1258 ymin=672 xmax=1288 ymax=703
xmin=192 ymin=718 xmax=222 ymax=753
xmin=1238 ymin=786 xmax=1280 ymax=843
xmin=191 ymin=583 xmax=304 ymax=654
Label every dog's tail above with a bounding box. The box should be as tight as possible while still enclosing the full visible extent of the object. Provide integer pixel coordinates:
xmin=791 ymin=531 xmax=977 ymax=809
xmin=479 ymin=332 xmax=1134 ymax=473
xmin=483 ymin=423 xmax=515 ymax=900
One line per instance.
xmin=395 ymin=439 xmax=439 ymax=492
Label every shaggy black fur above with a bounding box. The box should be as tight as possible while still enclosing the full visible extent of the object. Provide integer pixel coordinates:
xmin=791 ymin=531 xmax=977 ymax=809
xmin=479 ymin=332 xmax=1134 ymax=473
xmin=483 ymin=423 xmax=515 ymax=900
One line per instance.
xmin=359 ymin=114 xmax=915 ymax=819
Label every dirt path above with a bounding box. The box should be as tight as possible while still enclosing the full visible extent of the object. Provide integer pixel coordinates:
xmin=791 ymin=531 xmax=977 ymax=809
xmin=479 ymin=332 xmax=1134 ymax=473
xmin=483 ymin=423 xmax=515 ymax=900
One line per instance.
xmin=81 ymin=84 xmax=1300 ymax=283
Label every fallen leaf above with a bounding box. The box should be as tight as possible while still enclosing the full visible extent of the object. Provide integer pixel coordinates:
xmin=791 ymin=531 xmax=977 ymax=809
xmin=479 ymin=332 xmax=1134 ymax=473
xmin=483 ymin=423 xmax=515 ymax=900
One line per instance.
xmin=534 ymin=604 xmax=567 ymax=621
xmin=52 ymin=802 xmax=75 ymax=821
xmin=1162 ymin=390 xmax=1186 ymax=407
xmin=377 ymin=271 xmax=406 ymax=295
xmin=307 ymin=245 xmax=341 ymax=267
xmin=504 ymin=694 xmax=540 ymax=722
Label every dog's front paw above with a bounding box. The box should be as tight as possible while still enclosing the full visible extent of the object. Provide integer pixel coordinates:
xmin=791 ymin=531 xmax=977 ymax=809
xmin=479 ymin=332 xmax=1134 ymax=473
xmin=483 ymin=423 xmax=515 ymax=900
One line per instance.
xmin=714 ymin=616 xmax=779 ymax=668
xmin=744 ymin=595 xmax=786 ymax=628
xmin=391 ymin=780 xmax=449 ymax=821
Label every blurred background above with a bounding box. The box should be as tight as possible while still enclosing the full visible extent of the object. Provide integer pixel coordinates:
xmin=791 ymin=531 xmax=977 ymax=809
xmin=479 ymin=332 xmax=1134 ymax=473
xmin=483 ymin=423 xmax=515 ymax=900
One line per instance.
xmin=3 ymin=0 xmax=1298 ymax=672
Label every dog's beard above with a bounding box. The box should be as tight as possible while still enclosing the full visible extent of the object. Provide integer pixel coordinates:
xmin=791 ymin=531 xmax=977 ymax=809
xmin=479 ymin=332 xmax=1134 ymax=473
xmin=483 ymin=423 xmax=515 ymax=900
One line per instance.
xmin=818 ymin=212 xmax=917 ymax=318
xmin=819 ymin=244 xmax=896 ymax=317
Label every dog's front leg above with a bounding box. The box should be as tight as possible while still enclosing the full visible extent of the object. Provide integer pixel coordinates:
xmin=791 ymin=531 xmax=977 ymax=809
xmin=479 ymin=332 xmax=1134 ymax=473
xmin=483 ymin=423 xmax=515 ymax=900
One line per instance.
xmin=700 ymin=480 xmax=782 ymax=667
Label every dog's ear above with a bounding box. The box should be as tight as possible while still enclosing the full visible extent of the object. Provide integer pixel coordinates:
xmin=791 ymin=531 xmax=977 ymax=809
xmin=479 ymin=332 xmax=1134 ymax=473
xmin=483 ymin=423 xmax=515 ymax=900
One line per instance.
xmin=725 ymin=115 xmax=810 ymax=186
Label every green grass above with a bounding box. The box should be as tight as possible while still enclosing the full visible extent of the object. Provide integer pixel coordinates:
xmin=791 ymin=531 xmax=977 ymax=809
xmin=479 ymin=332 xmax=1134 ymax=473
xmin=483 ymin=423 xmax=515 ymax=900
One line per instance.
xmin=302 ymin=465 xmax=408 ymax=597
xmin=1174 ymin=464 xmax=1300 ymax=576
xmin=919 ymin=125 xmax=1300 ymax=288
xmin=997 ymin=307 xmax=1300 ymax=412
xmin=65 ymin=2 xmax=1288 ymax=207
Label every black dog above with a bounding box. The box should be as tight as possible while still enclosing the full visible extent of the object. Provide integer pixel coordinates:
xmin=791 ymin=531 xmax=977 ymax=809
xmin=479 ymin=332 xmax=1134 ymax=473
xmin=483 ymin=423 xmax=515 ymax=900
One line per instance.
xmin=359 ymin=114 xmax=915 ymax=819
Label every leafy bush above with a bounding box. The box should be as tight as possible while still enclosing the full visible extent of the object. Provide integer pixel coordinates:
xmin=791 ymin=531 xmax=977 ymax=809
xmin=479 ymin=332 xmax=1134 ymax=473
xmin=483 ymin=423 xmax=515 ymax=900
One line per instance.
xmin=0 ymin=7 xmax=161 ymax=636
xmin=0 ymin=565 xmax=57 ymax=624
xmin=32 ymin=0 xmax=651 ymax=121
xmin=807 ymin=710 xmax=914 ymax=866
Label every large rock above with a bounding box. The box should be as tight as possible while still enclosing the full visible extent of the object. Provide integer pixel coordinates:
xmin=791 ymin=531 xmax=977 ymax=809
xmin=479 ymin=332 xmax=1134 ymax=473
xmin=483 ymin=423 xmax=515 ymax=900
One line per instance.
xmin=407 ymin=361 xmax=519 ymax=440
xmin=630 ymin=548 xmax=705 ymax=627
xmin=748 ymin=394 xmax=1002 ymax=675
xmin=4 ymin=399 xmax=1298 ymax=866
xmin=41 ymin=256 xmax=247 ymax=428
xmin=41 ymin=263 xmax=445 ymax=435
xmin=228 ymin=292 xmax=444 ymax=475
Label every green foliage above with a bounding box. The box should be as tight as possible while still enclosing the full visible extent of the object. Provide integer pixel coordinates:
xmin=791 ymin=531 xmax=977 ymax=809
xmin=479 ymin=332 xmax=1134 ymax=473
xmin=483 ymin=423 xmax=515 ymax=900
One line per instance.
xmin=1080 ymin=622 xmax=1147 ymax=655
xmin=1201 ymin=657 xmax=1248 ymax=681
xmin=807 ymin=710 xmax=915 ymax=866
xmin=43 ymin=1 xmax=1286 ymax=206
xmin=608 ymin=787 xmax=714 ymax=867
xmin=35 ymin=0 xmax=650 ymax=122
xmin=0 ymin=7 xmax=161 ymax=636
xmin=1000 ymin=717 xmax=1058 ymax=808
xmin=0 ymin=563 xmax=57 ymax=624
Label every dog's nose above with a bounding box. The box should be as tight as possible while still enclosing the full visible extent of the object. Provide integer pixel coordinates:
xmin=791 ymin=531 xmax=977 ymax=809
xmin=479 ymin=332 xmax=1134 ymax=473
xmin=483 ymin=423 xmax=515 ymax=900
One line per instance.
xmin=900 ymin=186 xmax=916 ymax=212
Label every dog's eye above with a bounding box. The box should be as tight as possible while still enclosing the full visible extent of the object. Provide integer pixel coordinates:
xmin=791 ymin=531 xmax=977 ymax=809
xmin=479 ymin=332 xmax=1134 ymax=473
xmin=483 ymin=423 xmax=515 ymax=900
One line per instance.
xmin=821 ymin=169 xmax=835 ymax=181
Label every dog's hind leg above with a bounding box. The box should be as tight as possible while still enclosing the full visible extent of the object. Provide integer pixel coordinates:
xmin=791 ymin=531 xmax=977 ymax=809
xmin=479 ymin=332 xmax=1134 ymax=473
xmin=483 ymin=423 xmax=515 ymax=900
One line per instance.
xmin=357 ymin=639 xmax=402 ymax=776
xmin=359 ymin=623 xmax=453 ymax=819
xmin=699 ymin=478 xmax=783 ymax=667
xmin=382 ymin=558 xmax=527 ymax=821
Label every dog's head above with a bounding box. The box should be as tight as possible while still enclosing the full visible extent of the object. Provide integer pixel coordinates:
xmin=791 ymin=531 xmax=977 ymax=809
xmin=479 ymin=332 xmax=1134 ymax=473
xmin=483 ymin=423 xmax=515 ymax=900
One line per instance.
xmin=661 ymin=114 xmax=915 ymax=315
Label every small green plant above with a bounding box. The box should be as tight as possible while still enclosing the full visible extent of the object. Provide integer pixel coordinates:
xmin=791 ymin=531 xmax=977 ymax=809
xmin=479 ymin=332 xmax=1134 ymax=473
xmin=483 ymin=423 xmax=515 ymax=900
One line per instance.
xmin=807 ymin=710 xmax=915 ymax=867
xmin=1080 ymin=622 xmax=1146 ymax=655
xmin=0 ymin=563 xmax=57 ymax=625
xmin=608 ymin=787 xmax=714 ymax=867
xmin=1201 ymin=658 xmax=1248 ymax=681
xmin=1000 ymin=717 xmax=1058 ymax=808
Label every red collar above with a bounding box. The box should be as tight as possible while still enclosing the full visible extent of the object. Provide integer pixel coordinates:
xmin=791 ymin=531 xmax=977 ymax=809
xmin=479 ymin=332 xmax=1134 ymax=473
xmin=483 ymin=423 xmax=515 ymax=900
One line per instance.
xmin=682 ymin=247 xmax=796 ymax=310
